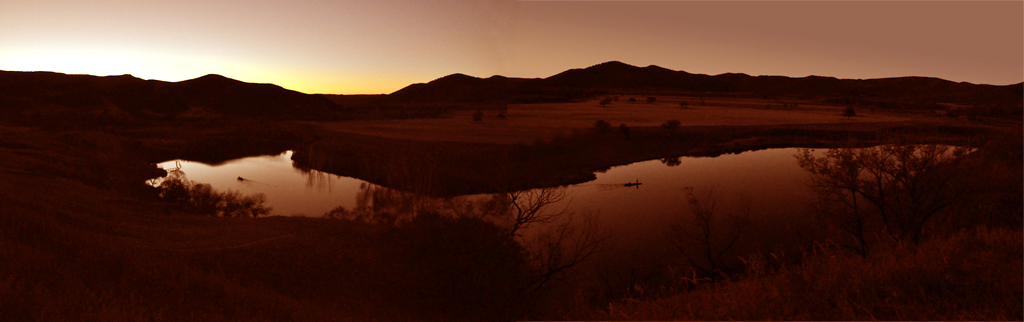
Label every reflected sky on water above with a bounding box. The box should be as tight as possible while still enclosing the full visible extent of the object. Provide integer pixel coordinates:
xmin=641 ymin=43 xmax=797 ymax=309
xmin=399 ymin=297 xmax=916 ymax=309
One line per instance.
xmin=151 ymin=149 xmax=817 ymax=232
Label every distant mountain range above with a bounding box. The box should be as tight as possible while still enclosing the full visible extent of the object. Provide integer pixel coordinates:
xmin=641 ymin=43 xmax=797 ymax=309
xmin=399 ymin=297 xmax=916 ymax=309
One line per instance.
xmin=2 ymin=61 xmax=1021 ymax=120
xmin=0 ymin=71 xmax=345 ymax=120
xmin=390 ymin=61 xmax=1022 ymax=108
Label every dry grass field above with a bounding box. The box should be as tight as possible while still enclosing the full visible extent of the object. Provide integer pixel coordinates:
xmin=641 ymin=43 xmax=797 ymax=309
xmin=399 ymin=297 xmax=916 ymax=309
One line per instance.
xmin=317 ymin=95 xmax=914 ymax=144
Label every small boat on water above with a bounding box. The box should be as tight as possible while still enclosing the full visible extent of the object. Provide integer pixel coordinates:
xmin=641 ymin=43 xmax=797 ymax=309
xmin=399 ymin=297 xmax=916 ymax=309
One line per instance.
xmin=624 ymin=180 xmax=643 ymax=187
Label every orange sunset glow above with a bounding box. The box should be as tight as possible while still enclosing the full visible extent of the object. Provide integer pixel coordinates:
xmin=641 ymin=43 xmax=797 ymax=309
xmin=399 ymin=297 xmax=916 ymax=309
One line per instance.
xmin=2 ymin=1 xmax=1021 ymax=94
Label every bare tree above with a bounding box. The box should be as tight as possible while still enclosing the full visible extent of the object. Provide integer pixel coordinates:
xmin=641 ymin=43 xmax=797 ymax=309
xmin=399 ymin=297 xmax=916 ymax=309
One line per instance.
xmin=482 ymin=187 xmax=571 ymax=238
xmin=797 ymin=144 xmax=973 ymax=255
xmin=667 ymin=186 xmax=751 ymax=279
xmin=526 ymin=212 xmax=611 ymax=293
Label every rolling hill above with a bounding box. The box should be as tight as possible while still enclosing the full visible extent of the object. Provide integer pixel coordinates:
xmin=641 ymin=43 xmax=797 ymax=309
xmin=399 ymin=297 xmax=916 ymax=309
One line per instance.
xmin=0 ymin=71 xmax=347 ymax=120
xmin=3 ymin=62 xmax=1021 ymax=121
xmin=387 ymin=61 xmax=1023 ymax=110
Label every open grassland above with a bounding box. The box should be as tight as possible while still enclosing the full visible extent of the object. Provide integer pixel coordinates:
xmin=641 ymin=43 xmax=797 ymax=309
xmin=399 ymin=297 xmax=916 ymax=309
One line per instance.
xmin=318 ymin=95 xmax=916 ymax=144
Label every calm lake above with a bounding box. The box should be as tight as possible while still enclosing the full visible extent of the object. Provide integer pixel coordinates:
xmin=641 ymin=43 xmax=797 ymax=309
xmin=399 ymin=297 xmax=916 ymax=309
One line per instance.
xmin=152 ymin=149 xmax=815 ymax=215
xmin=150 ymin=148 xmax=819 ymax=254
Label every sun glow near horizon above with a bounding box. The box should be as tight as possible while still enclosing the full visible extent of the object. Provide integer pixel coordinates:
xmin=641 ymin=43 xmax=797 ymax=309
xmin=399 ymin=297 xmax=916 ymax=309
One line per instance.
xmin=2 ymin=48 xmax=418 ymax=94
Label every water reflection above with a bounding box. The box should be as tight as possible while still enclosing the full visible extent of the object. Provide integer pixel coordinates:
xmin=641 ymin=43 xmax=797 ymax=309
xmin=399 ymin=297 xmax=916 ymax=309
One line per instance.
xmin=150 ymin=149 xmax=816 ymax=225
xmin=152 ymin=151 xmax=368 ymax=216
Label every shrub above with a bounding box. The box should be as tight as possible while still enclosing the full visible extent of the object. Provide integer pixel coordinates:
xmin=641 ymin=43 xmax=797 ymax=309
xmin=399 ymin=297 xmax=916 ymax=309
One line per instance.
xmin=843 ymin=106 xmax=856 ymax=118
xmin=593 ymin=120 xmax=611 ymax=134
xmin=156 ymin=171 xmax=272 ymax=217
xmin=661 ymin=120 xmax=681 ymax=132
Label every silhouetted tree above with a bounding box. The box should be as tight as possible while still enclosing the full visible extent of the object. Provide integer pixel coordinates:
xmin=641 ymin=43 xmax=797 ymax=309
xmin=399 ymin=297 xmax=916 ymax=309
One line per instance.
xmin=843 ymin=106 xmax=857 ymax=118
xmin=661 ymin=120 xmax=681 ymax=133
xmin=647 ymin=97 xmax=656 ymax=104
xmin=503 ymin=188 xmax=569 ymax=237
xmin=527 ymin=212 xmax=610 ymax=294
xmin=660 ymin=157 xmax=682 ymax=167
xmin=667 ymin=186 xmax=751 ymax=279
xmin=594 ymin=120 xmax=611 ymax=134
xmin=797 ymin=145 xmax=973 ymax=255
xmin=628 ymin=97 xmax=637 ymax=103
xmin=599 ymin=97 xmax=613 ymax=107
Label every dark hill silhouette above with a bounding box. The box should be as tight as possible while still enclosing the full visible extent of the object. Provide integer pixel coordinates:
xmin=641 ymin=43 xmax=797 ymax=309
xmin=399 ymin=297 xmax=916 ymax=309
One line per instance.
xmin=3 ymin=62 xmax=1021 ymax=120
xmin=386 ymin=61 xmax=1022 ymax=110
xmin=541 ymin=61 xmax=734 ymax=92
xmin=177 ymin=74 xmax=343 ymax=118
xmin=0 ymin=71 xmax=346 ymax=120
xmin=389 ymin=73 xmax=532 ymax=104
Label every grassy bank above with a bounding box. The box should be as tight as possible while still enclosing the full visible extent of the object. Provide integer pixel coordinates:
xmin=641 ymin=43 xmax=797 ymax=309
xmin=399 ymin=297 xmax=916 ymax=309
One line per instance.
xmin=569 ymin=227 xmax=1023 ymax=320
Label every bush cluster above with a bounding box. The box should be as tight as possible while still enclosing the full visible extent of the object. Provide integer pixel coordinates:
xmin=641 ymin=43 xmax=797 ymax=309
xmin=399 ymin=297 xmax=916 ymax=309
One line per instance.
xmin=157 ymin=171 xmax=271 ymax=217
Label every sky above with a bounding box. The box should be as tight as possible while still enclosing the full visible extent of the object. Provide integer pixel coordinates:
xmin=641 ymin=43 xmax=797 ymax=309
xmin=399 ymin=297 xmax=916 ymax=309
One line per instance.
xmin=2 ymin=1 xmax=1021 ymax=94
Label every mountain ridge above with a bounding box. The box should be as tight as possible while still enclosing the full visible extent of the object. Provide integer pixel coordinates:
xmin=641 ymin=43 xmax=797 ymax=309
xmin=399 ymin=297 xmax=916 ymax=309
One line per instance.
xmin=388 ymin=61 xmax=1022 ymax=108
xmin=2 ymin=62 xmax=1021 ymax=121
xmin=0 ymin=71 xmax=346 ymax=120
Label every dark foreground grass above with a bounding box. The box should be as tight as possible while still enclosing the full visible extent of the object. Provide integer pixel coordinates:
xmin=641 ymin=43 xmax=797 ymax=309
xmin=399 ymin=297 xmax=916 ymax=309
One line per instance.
xmin=571 ymin=227 xmax=1023 ymax=321
xmin=0 ymin=191 xmax=532 ymax=321
xmin=0 ymin=183 xmax=336 ymax=321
